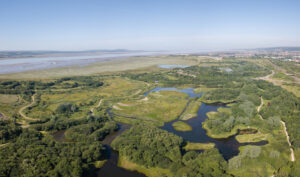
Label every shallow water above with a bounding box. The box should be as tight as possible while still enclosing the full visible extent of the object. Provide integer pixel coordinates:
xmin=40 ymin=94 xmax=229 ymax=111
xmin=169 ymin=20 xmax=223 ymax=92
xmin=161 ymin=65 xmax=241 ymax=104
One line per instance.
xmin=97 ymin=124 xmax=146 ymax=177
xmin=144 ymin=87 xmax=202 ymax=98
xmin=147 ymin=87 xmax=268 ymax=160
xmin=158 ymin=65 xmax=190 ymax=69
xmin=0 ymin=51 xmax=161 ymax=74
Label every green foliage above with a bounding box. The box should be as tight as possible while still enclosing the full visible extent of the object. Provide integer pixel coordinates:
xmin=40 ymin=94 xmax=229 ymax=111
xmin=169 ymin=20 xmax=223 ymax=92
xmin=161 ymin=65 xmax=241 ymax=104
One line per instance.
xmin=112 ymin=123 xmax=229 ymax=176
xmin=241 ymin=146 xmax=261 ymax=158
xmin=228 ymin=155 xmax=242 ymax=170
xmin=0 ymin=128 xmax=105 ymax=177
xmin=56 ymin=102 xmax=78 ymax=114
xmin=0 ymin=119 xmax=22 ymax=143
xmin=64 ymin=117 xmax=118 ymax=141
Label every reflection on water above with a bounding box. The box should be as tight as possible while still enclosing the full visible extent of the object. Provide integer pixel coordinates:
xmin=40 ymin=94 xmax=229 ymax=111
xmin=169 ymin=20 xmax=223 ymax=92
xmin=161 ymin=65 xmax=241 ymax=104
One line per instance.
xmin=158 ymin=65 xmax=190 ymax=69
xmin=0 ymin=51 xmax=162 ymax=74
xmin=97 ymin=124 xmax=146 ymax=177
xmin=147 ymin=87 xmax=268 ymax=160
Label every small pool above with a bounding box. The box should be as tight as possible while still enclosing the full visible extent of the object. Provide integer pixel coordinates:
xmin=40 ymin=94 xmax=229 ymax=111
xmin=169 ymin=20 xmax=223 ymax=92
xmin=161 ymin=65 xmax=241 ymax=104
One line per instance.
xmin=158 ymin=65 xmax=190 ymax=69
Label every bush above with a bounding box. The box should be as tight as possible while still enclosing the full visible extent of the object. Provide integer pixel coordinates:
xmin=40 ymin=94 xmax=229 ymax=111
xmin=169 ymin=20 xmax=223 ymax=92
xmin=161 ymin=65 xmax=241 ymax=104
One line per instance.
xmin=241 ymin=146 xmax=261 ymax=158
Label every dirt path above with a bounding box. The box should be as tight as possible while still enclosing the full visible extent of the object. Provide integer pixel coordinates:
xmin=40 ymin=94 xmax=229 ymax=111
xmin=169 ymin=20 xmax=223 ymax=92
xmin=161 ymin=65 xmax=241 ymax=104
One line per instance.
xmin=0 ymin=143 xmax=8 ymax=147
xmin=90 ymin=99 xmax=103 ymax=116
xmin=0 ymin=112 xmax=7 ymax=119
xmin=268 ymin=60 xmax=300 ymax=83
xmin=256 ymin=70 xmax=275 ymax=81
xmin=257 ymin=96 xmax=264 ymax=120
xmin=19 ymin=94 xmax=37 ymax=121
xmin=280 ymin=120 xmax=295 ymax=162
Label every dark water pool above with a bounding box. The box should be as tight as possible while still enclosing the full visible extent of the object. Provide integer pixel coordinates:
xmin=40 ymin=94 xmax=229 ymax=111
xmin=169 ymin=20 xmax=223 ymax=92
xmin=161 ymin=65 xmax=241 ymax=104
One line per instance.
xmin=161 ymin=102 xmax=268 ymax=160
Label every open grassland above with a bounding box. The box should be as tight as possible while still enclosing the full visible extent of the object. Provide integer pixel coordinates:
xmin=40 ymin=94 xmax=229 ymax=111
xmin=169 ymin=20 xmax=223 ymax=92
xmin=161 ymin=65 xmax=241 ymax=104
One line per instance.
xmin=236 ymin=132 xmax=268 ymax=143
xmin=184 ymin=142 xmax=215 ymax=151
xmin=25 ymin=77 xmax=151 ymax=120
xmin=271 ymin=70 xmax=295 ymax=82
xmin=0 ymin=94 xmax=25 ymax=118
xmin=112 ymin=91 xmax=189 ymax=122
xmin=0 ymin=94 xmax=19 ymax=104
xmin=0 ymin=55 xmax=200 ymax=80
xmin=118 ymin=156 xmax=173 ymax=177
xmin=172 ymin=121 xmax=192 ymax=131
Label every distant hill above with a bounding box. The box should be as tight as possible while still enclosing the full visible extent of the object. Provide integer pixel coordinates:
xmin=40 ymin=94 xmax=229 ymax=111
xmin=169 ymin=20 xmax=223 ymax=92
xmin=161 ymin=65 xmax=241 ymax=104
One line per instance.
xmin=253 ymin=47 xmax=300 ymax=52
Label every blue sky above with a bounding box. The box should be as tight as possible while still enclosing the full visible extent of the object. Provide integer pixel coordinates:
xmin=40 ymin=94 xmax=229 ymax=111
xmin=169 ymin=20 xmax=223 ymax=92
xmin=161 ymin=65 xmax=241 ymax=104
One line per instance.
xmin=1 ymin=0 xmax=300 ymax=51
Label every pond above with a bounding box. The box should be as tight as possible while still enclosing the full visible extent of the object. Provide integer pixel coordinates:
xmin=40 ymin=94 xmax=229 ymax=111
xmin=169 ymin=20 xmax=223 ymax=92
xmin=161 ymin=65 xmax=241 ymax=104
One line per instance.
xmin=158 ymin=65 xmax=190 ymax=69
xmin=144 ymin=87 xmax=202 ymax=98
xmin=146 ymin=87 xmax=268 ymax=160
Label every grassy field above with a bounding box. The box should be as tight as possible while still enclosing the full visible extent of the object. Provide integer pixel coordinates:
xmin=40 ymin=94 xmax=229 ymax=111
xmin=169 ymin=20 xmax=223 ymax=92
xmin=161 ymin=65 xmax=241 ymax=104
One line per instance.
xmin=0 ymin=94 xmax=25 ymax=118
xmin=0 ymin=94 xmax=19 ymax=104
xmin=112 ymin=91 xmax=189 ymax=122
xmin=25 ymin=77 xmax=151 ymax=120
xmin=183 ymin=142 xmax=215 ymax=151
xmin=236 ymin=132 xmax=268 ymax=143
xmin=118 ymin=156 xmax=173 ymax=177
xmin=172 ymin=121 xmax=192 ymax=131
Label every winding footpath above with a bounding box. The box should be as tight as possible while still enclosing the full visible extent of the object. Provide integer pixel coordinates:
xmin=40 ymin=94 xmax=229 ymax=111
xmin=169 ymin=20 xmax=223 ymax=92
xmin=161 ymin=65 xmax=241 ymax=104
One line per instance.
xmin=0 ymin=112 xmax=7 ymax=119
xmin=280 ymin=120 xmax=295 ymax=162
xmin=257 ymin=96 xmax=264 ymax=120
xmin=19 ymin=94 xmax=37 ymax=121
xmin=257 ymin=71 xmax=296 ymax=162
xmin=90 ymin=99 xmax=103 ymax=116
xmin=256 ymin=70 xmax=275 ymax=81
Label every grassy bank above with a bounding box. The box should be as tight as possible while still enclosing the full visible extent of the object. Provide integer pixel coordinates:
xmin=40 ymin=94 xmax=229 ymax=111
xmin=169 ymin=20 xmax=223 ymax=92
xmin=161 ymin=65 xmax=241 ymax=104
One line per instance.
xmin=184 ymin=142 xmax=215 ymax=151
xmin=172 ymin=121 xmax=192 ymax=131
xmin=118 ymin=155 xmax=173 ymax=177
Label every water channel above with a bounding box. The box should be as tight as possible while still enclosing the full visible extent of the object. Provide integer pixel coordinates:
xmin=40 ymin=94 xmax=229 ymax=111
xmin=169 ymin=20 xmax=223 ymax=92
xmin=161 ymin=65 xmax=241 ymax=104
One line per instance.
xmin=52 ymin=87 xmax=268 ymax=176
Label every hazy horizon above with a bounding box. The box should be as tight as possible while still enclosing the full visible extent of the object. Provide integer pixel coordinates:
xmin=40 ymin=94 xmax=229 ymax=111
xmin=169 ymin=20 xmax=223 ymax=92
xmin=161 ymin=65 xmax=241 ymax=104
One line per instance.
xmin=1 ymin=0 xmax=300 ymax=51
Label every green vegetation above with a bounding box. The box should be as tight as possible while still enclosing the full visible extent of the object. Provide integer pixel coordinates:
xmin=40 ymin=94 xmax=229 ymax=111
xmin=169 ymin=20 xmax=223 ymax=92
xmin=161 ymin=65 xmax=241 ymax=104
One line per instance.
xmin=236 ymin=132 xmax=268 ymax=143
xmin=183 ymin=142 xmax=215 ymax=151
xmin=0 ymin=122 xmax=109 ymax=177
xmin=112 ymin=91 xmax=189 ymax=122
xmin=180 ymin=99 xmax=201 ymax=120
xmin=172 ymin=121 xmax=192 ymax=131
xmin=0 ymin=56 xmax=299 ymax=177
xmin=112 ymin=123 xmax=229 ymax=177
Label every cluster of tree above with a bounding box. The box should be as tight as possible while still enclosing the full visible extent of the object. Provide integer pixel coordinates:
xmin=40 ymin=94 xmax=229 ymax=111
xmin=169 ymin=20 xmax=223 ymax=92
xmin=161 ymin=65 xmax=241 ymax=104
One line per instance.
xmin=260 ymin=87 xmax=300 ymax=148
xmin=0 ymin=128 xmax=105 ymax=177
xmin=31 ymin=113 xmax=111 ymax=132
xmin=112 ymin=123 xmax=229 ymax=177
xmin=0 ymin=119 xmax=22 ymax=143
xmin=56 ymin=102 xmax=78 ymax=115
xmin=201 ymin=88 xmax=240 ymax=103
xmin=124 ymin=61 xmax=268 ymax=88
xmin=205 ymin=93 xmax=257 ymax=134
xmin=0 ymin=113 xmax=118 ymax=177
xmin=55 ymin=76 xmax=104 ymax=89
xmin=0 ymin=76 xmax=103 ymax=101
xmin=64 ymin=116 xmax=118 ymax=141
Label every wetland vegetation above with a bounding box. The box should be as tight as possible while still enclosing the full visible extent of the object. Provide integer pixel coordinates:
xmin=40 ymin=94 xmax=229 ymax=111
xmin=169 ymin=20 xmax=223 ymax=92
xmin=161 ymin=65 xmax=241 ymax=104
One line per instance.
xmin=0 ymin=56 xmax=299 ymax=177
